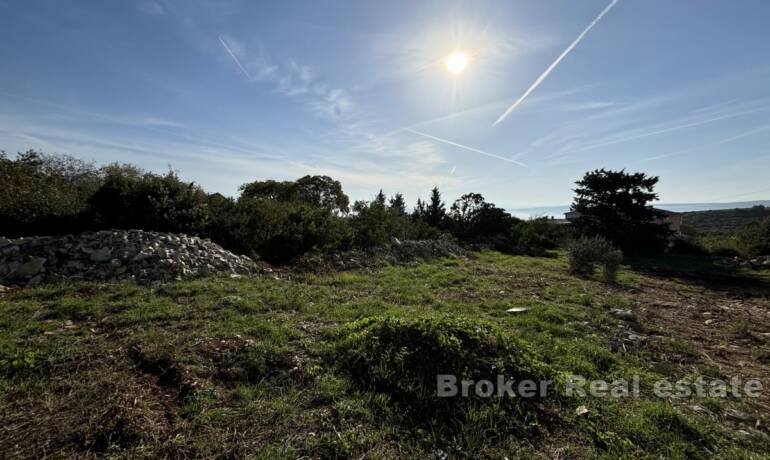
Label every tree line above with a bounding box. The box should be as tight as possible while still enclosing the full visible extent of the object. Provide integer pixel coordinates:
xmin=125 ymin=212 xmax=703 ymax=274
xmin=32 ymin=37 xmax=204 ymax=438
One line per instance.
xmin=0 ymin=150 xmax=565 ymax=263
xmin=4 ymin=149 xmax=765 ymax=264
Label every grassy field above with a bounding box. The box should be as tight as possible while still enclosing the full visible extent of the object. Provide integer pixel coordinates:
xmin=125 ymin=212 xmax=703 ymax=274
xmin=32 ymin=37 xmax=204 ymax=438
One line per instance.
xmin=1 ymin=251 xmax=770 ymax=458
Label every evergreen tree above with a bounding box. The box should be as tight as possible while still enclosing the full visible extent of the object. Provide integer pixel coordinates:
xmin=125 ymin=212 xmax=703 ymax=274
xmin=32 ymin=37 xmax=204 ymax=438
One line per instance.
xmin=571 ymin=169 xmax=671 ymax=253
xmin=412 ymin=198 xmax=427 ymax=221
xmin=426 ymin=186 xmax=446 ymax=228
xmin=388 ymin=193 xmax=407 ymax=216
xmin=374 ymin=189 xmax=386 ymax=206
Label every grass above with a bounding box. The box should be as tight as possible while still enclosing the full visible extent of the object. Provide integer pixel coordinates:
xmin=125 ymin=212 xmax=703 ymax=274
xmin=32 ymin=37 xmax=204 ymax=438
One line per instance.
xmin=1 ymin=251 xmax=769 ymax=458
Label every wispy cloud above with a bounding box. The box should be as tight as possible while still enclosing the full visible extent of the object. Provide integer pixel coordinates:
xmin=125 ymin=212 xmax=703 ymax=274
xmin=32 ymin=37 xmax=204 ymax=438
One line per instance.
xmin=561 ymin=101 xmax=617 ymax=112
xmin=218 ymin=35 xmax=276 ymax=82
xmin=218 ymin=35 xmax=355 ymax=123
xmin=404 ymin=128 xmax=528 ymax=168
xmin=138 ymin=0 xmax=166 ymax=16
xmin=638 ymin=122 xmax=770 ymax=163
xmin=555 ymin=99 xmax=770 ymax=157
xmin=493 ymin=0 xmax=620 ymax=126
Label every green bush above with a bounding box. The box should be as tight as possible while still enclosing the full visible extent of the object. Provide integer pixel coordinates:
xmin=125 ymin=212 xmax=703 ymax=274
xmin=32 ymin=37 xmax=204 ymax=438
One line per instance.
xmin=740 ymin=216 xmax=770 ymax=256
xmin=208 ymin=197 xmax=352 ymax=264
xmin=350 ymin=191 xmax=435 ymax=247
xmin=666 ymin=236 xmax=709 ymax=256
xmin=568 ymin=236 xmax=623 ymax=282
xmin=88 ymin=164 xmax=210 ymax=235
xmin=0 ymin=150 xmax=101 ymax=236
xmin=512 ymin=218 xmax=570 ymax=256
xmin=330 ymin=315 xmax=552 ymax=437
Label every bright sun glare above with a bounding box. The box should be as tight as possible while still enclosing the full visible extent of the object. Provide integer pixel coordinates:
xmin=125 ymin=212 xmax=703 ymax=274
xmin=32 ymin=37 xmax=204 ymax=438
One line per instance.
xmin=444 ymin=50 xmax=469 ymax=75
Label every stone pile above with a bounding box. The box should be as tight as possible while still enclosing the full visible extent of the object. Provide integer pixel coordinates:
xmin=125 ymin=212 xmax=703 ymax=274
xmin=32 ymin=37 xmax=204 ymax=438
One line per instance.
xmin=0 ymin=230 xmax=261 ymax=286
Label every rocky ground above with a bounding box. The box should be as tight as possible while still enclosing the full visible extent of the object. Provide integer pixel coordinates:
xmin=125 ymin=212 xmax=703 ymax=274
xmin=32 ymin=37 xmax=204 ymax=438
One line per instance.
xmin=732 ymin=254 xmax=770 ymax=270
xmin=0 ymin=230 xmax=264 ymax=286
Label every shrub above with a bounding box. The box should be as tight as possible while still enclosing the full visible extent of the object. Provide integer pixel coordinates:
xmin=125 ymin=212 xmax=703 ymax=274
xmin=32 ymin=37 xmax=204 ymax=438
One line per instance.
xmin=568 ymin=236 xmax=623 ymax=282
xmin=330 ymin=315 xmax=552 ymax=438
xmin=88 ymin=164 xmax=210 ymax=235
xmin=740 ymin=216 xmax=770 ymax=256
xmin=350 ymin=192 xmax=434 ymax=247
xmin=512 ymin=218 xmax=570 ymax=256
xmin=602 ymin=248 xmax=624 ymax=283
xmin=666 ymin=236 xmax=709 ymax=256
xmin=208 ymin=197 xmax=351 ymax=264
xmin=0 ymin=150 xmax=102 ymax=236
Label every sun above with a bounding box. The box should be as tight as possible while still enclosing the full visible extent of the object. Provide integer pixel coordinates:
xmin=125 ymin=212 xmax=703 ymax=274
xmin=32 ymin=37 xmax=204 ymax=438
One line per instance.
xmin=444 ymin=50 xmax=469 ymax=75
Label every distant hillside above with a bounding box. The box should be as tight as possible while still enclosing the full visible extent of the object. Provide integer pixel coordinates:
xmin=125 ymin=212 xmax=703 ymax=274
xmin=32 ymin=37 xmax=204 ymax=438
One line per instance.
xmin=509 ymin=200 xmax=770 ymax=220
xmin=682 ymin=205 xmax=770 ymax=233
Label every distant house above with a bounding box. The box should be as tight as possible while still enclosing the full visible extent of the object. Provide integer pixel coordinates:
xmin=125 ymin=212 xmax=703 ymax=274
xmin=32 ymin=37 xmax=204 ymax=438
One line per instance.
xmin=564 ymin=208 xmax=683 ymax=233
xmin=564 ymin=210 xmax=582 ymax=221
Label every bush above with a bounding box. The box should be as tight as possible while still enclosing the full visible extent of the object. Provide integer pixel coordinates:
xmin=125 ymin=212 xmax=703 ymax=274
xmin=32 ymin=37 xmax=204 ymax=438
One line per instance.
xmin=207 ymin=197 xmax=351 ymax=264
xmin=330 ymin=315 xmax=552 ymax=437
xmin=0 ymin=150 xmax=102 ymax=236
xmin=740 ymin=217 xmax=770 ymax=256
xmin=666 ymin=236 xmax=709 ymax=256
xmin=88 ymin=164 xmax=210 ymax=235
xmin=511 ymin=218 xmax=570 ymax=256
xmin=350 ymin=192 xmax=436 ymax=248
xmin=568 ymin=236 xmax=623 ymax=282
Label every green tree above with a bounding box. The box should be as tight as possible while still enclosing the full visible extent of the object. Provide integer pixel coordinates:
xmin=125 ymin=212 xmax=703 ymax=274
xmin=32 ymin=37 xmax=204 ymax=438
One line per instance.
xmin=448 ymin=193 xmax=515 ymax=242
xmin=388 ymin=193 xmax=407 ymax=216
xmin=239 ymin=175 xmax=349 ymax=214
xmin=88 ymin=164 xmax=210 ymax=234
xmin=426 ymin=186 xmax=446 ymax=228
xmin=0 ymin=150 xmax=102 ymax=236
xmin=570 ymin=169 xmax=671 ymax=253
xmin=412 ymin=198 xmax=427 ymax=221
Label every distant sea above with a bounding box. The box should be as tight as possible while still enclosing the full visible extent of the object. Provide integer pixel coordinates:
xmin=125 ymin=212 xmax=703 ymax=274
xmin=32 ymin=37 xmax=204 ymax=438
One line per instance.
xmin=507 ymin=200 xmax=770 ymax=220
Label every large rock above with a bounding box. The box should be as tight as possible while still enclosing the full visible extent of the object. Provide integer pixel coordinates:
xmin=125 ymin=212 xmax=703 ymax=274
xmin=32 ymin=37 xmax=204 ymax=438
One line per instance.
xmin=13 ymin=257 xmax=46 ymax=277
xmin=0 ymin=230 xmax=264 ymax=286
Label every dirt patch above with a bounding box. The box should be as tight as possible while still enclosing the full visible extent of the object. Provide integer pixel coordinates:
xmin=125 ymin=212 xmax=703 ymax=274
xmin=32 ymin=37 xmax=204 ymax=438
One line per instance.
xmin=128 ymin=343 xmax=195 ymax=400
xmin=622 ymin=275 xmax=770 ymax=410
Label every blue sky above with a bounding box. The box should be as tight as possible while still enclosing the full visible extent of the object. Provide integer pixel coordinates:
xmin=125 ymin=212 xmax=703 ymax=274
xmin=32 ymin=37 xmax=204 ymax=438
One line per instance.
xmin=1 ymin=0 xmax=769 ymax=209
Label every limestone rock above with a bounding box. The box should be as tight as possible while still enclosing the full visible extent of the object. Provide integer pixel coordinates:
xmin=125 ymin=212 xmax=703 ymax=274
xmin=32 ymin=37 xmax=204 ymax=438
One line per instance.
xmin=14 ymin=257 xmax=46 ymax=277
xmin=0 ymin=230 xmax=264 ymax=286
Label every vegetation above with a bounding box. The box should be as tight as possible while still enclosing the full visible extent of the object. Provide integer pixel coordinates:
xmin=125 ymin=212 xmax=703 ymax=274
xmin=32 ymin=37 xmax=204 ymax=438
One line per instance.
xmin=567 ymin=236 xmax=623 ymax=283
xmin=682 ymin=205 xmax=770 ymax=234
xmin=740 ymin=216 xmax=770 ymax=256
xmin=2 ymin=251 xmax=769 ymax=457
xmin=570 ymin=169 xmax=671 ymax=254
xmin=0 ymin=150 xmax=101 ymax=236
xmin=331 ymin=315 xmax=552 ymax=439
xmin=3 ymin=150 xmax=770 ymax=457
xmin=0 ymin=150 xmax=564 ymax=263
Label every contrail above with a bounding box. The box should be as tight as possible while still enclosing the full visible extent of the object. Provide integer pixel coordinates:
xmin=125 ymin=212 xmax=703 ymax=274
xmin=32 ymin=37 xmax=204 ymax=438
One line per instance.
xmin=493 ymin=0 xmax=620 ymax=126
xmin=218 ymin=35 xmax=254 ymax=80
xmin=404 ymin=128 xmax=528 ymax=168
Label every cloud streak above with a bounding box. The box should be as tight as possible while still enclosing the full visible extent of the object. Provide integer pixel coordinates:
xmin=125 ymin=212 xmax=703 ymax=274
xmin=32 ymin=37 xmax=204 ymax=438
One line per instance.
xmin=493 ymin=0 xmax=619 ymax=126
xmin=218 ymin=35 xmax=255 ymax=80
xmin=404 ymin=128 xmax=528 ymax=168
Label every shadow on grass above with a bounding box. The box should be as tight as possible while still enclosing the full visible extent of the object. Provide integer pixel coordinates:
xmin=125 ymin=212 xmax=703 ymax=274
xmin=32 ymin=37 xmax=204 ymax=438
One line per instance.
xmin=625 ymin=255 xmax=770 ymax=296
